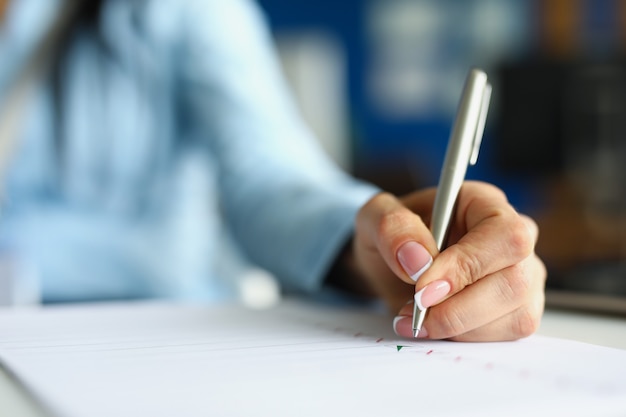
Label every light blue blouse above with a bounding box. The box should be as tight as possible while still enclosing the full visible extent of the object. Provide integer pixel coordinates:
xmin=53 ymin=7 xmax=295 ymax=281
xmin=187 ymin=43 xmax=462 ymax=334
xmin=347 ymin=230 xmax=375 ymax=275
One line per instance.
xmin=0 ymin=0 xmax=378 ymax=302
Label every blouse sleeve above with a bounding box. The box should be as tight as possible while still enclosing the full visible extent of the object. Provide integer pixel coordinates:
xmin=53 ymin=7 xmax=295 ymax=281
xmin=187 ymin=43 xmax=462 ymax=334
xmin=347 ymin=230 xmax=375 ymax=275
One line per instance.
xmin=177 ymin=0 xmax=379 ymax=292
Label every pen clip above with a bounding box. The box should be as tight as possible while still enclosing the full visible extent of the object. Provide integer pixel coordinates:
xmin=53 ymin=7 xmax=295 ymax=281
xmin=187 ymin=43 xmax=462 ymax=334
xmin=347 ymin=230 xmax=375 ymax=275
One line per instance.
xmin=469 ymin=82 xmax=492 ymax=166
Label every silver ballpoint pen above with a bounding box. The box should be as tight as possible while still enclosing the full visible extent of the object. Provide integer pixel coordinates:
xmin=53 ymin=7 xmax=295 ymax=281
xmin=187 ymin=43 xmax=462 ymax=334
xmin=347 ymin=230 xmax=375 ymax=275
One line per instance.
xmin=412 ymin=68 xmax=492 ymax=338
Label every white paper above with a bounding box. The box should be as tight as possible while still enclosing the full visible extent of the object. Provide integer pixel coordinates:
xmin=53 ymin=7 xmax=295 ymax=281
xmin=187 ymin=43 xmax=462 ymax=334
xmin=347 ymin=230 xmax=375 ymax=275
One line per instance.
xmin=1 ymin=299 xmax=626 ymax=417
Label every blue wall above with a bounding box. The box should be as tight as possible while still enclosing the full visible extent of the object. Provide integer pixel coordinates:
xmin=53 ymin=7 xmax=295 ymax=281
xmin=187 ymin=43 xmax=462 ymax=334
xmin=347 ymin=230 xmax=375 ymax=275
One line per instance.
xmin=256 ymin=0 xmax=626 ymax=212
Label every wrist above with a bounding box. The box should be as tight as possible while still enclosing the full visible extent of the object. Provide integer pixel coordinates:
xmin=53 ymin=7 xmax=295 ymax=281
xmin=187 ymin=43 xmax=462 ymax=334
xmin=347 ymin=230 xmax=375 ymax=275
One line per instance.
xmin=324 ymin=238 xmax=376 ymax=297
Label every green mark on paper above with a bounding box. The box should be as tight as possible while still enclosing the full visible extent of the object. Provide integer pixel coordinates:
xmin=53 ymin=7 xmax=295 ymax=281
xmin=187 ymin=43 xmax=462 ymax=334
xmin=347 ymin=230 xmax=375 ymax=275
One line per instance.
xmin=396 ymin=345 xmax=405 ymax=352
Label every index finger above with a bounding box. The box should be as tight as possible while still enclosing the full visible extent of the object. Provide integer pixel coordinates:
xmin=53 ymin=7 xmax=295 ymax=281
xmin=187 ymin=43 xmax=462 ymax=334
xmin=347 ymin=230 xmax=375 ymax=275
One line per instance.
xmin=417 ymin=181 xmax=537 ymax=296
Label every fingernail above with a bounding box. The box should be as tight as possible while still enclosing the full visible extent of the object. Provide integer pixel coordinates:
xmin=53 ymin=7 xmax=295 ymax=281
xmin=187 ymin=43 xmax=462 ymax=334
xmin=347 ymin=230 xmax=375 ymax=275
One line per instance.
xmin=393 ymin=315 xmax=429 ymax=338
xmin=393 ymin=315 xmax=410 ymax=336
xmin=414 ymin=280 xmax=451 ymax=311
xmin=397 ymin=241 xmax=433 ymax=282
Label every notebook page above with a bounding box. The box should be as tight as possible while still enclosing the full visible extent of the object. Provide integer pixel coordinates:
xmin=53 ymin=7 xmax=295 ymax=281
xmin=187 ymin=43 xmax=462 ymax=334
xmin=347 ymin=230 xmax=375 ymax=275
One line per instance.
xmin=1 ymin=299 xmax=625 ymax=417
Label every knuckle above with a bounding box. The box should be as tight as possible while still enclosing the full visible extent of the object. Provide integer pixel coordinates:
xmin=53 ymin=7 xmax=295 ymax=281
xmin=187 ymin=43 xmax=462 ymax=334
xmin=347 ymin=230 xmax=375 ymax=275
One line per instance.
xmin=376 ymin=208 xmax=415 ymax=238
xmin=498 ymin=263 xmax=532 ymax=303
xmin=435 ymin=305 xmax=468 ymax=338
xmin=454 ymin=246 xmax=483 ymax=286
xmin=467 ymin=181 xmax=507 ymax=201
xmin=507 ymin=216 xmax=535 ymax=260
xmin=485 ymin=182 xmax=508 ymax=201
xmin=357 ymin=192 xmax=392 ymax=225
xmin=513 ymin=307 xmax=541 ymax=339
xmin=520 ymin=214 xmax=539 ymax=241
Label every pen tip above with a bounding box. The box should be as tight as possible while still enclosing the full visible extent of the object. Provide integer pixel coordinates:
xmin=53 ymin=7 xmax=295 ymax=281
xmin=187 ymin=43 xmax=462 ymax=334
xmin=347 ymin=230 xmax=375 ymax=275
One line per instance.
xmin=413 ymin=329 xmax=420 ymax=338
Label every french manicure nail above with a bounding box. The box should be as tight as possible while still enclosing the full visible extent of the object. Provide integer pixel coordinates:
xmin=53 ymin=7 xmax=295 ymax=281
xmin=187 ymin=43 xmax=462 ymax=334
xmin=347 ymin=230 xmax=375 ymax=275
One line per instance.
xmin=393 ymin=315 xmax=429 ymax=338
xmin=397 ymin=241 xmax=433 ymax=282
xmin=393 ymin=315 xmax=410 ymax=336
xmin=393 ymin=316 xmax=404 ymax=333
xmin=414 ymin=280 xmax=451 ymax=311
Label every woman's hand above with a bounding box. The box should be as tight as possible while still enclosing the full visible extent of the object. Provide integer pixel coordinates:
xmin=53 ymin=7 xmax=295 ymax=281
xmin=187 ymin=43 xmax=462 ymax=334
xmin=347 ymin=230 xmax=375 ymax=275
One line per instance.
xmin=351 ymin=181 xmax=546 ymax=342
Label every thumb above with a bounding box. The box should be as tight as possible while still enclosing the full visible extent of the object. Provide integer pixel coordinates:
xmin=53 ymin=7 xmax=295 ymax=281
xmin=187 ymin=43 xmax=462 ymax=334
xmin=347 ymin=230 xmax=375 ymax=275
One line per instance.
xmin=355 ymin=192 xmax=439 ymax=286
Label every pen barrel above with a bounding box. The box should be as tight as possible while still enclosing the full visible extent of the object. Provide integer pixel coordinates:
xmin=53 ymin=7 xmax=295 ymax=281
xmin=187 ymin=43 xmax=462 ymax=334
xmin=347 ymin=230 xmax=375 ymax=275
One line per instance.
xmin=431 ymin=167 xmax=464 ymax=250
xmin=431 ymin=69 xmax=489 ymax=251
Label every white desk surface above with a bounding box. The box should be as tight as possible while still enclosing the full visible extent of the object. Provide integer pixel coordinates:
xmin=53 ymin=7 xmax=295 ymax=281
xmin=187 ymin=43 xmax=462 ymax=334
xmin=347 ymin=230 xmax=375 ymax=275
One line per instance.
xmin=1 ymin=306 xmax=626 ymax=417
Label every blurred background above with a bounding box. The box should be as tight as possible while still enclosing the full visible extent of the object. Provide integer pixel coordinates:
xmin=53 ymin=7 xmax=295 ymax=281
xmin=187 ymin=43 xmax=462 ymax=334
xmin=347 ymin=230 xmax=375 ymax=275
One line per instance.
xmin=257 ymin=0 xmax=626 ymax=312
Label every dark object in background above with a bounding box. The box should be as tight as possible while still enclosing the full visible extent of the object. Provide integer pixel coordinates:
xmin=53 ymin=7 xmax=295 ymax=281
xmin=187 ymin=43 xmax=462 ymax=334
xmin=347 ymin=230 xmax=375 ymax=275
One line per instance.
xmin=496 ymin=60 xmax=567 ymax=176
xmin=495 ymin=58 xmax=626 ymax=314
